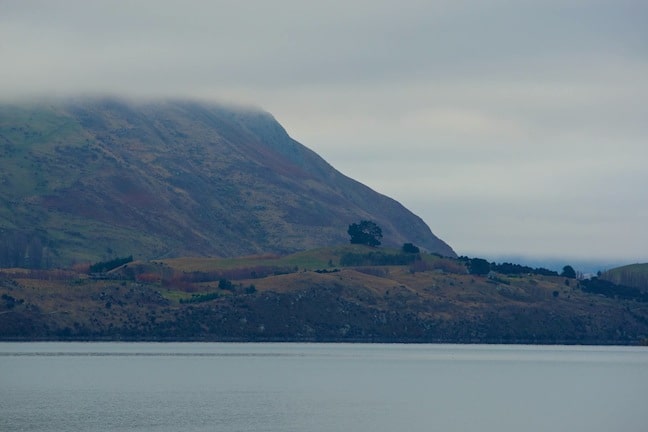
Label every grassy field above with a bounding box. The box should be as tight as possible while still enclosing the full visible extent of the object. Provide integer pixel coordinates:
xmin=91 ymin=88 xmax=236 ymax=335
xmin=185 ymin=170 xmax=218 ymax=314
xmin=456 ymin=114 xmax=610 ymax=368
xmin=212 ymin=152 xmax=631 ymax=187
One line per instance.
xmin=156 ymin=244 xmax=396 ymax=272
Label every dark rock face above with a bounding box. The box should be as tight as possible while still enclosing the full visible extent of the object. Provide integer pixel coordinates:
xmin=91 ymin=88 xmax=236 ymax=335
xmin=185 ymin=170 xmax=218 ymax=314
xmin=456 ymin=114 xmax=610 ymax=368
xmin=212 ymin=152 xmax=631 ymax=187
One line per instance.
xmin=0 ymin=98 xmax=455 ymax=264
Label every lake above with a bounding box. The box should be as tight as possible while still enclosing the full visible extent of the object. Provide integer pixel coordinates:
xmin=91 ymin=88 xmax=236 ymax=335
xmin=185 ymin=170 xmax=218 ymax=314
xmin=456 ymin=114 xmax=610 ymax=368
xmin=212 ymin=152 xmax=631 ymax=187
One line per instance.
xmin=1 ymin=343 xmax=646 ymax=431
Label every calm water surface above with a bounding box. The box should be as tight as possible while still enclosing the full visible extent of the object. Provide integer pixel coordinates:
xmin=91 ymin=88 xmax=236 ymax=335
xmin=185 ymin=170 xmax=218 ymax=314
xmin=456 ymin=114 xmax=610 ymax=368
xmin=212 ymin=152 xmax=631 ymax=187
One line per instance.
xmin=1 ymin=343 xmax=646 ymax=431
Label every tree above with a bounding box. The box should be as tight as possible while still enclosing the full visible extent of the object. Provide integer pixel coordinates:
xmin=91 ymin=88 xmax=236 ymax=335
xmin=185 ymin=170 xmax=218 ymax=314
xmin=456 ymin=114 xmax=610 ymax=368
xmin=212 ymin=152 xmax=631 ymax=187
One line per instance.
xmin=348 ymin=220 xmax=383 ymax=247
xmin=402 ymin=243 xmax=420 ymax=254
xmin=469 ymin=258 xmax=491 ymax=275
xmin=218 ymin=278 xmax=233 ymax=291
xmin=89 ymin=255 xmax=133 ymax=273
xmin=561 ymin=265 xmax=576 ymax=278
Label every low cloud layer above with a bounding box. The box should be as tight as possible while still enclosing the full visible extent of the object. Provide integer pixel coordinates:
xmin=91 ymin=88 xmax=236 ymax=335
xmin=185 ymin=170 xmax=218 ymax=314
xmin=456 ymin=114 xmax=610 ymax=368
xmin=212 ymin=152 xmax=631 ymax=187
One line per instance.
xmin=2 ymin=0 xmax=647 ymax=261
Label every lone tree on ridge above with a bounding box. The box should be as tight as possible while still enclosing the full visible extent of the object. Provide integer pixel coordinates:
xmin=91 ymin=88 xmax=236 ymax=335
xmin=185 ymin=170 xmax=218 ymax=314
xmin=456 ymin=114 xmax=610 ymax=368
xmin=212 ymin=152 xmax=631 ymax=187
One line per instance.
xmin=348 ymin=220 xmax=383 ymax=247
xmin=561 ymin=265 xmax=577 ymax=279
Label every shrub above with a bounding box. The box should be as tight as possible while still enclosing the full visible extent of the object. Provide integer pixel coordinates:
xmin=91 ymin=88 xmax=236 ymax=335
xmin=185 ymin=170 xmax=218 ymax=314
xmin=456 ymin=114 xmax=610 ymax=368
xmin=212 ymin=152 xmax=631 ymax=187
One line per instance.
xmin=468 ymin=258 xmax=491 ymax=275
xmin=218 ymin=278 xmax=234 ymax=291
xmin=89 ymin=255 xmax=133 ymax=273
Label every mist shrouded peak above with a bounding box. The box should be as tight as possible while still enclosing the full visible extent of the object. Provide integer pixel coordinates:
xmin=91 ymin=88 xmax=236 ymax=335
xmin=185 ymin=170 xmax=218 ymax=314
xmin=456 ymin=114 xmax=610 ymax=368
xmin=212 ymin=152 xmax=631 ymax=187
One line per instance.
xmin=0 ymin=97 xmax=454 ymax=265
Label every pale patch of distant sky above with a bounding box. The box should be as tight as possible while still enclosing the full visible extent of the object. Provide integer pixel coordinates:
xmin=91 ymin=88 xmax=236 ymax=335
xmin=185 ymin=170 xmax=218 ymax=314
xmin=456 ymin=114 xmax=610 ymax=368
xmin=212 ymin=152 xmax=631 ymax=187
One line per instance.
xmin=1 ymin=0 xmax=647 ymax=261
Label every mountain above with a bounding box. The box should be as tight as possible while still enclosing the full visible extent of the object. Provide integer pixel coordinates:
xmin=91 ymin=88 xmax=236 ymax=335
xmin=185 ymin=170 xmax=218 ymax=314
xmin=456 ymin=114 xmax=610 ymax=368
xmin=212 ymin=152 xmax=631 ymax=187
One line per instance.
xmin=600 ymin=263 xmax=648 ymax=290
xmin=0 ymin=98 xmax=455 ymax=266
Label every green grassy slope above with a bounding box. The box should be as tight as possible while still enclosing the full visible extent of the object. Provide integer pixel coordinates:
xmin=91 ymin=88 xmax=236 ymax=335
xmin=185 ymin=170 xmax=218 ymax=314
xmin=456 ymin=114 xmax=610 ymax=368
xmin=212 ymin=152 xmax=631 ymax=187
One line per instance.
xmin=0 ymin=98 xmax=455 ymax=267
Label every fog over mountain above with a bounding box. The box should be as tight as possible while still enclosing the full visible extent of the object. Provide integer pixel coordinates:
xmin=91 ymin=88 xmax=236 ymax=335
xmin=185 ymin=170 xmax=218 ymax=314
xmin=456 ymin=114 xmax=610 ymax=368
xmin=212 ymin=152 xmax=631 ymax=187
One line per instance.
xmin=0 ymin=98 xmax=455 ymax=265
xmin=1 ymin=0 xmax=647 ymax=261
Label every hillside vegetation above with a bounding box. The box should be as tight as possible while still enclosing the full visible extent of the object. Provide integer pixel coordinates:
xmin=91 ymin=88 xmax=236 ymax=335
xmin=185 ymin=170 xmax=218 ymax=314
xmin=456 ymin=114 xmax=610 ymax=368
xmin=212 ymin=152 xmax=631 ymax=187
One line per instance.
xmin=2 ymin=246 xmax=647 ymax=344
xmin=0 ymin=98 xmax=454 ymax=267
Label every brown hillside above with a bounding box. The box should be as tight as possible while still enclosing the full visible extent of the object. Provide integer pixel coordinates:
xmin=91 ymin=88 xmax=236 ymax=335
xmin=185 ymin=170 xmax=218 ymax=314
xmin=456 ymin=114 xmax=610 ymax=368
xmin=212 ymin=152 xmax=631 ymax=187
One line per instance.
xmin=1 ymin=251 xmax=647 ymax=344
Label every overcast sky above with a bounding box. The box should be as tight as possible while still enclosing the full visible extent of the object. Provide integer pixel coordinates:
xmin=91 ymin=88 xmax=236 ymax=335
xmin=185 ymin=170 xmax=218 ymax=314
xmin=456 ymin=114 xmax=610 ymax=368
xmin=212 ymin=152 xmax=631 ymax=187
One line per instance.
xmin=2 ymin=0 xmax=647 ymax=262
